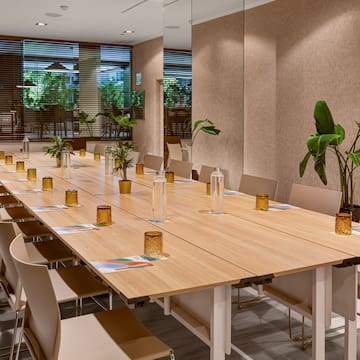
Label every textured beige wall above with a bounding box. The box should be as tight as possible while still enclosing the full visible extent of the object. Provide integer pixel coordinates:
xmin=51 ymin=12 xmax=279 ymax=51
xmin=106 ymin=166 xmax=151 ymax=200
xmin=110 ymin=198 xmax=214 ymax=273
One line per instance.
xmin=192 ymin=12 xmax=244 ymax=190
xmin=132 ymin=37 xmax=163 ymax=159
xmin=245 ymin=0 xmax=360 ymax=202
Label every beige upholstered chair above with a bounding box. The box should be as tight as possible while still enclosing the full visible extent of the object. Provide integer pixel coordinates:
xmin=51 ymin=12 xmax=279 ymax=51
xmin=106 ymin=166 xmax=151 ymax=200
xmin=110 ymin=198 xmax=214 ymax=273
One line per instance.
xmin=0 ymin=202 xmax=73 ymax=265
xmin=168 ymin=159 xmax=193 ymax=179
xmin=93 ymin=143 xmax=107 ymax=155
xmin=129 ymin=150 xmax=140 ymax=165
xmin=143 ymin=154 xmax=163 ymax=171
xmin=289 ymin=183 xmax=342 ymax=216
xmin=199 ymin=165 xmax=229 ymax=184
xmin=166 ymin=142 xmax=183 ymax=167
xmin=264 ymin=183 xmax=342 ymax=348
xmin=0 ymin=224 xmax=111 ymax=358
xmin=239 ymin=174 xmax=278 ymax=200
xmin=10 ymin=234 xmax=174 ymax=360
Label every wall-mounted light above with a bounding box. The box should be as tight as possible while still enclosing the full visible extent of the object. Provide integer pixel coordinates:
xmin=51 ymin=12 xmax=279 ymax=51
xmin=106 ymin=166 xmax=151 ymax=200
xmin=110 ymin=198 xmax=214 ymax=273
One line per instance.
xmin=35 ymin=22 xmax=48 ymax=26
xmin=45 ymin=61 xmax=68 ymax=72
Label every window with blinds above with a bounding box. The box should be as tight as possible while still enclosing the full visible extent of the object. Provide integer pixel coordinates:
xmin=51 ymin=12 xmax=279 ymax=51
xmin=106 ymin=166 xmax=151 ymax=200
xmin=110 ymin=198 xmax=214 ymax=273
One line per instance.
xmin=98 ymin=45 xmax=132 ymax=114
xmin=0 ymin=40 xmax=23 ymax=139
xmin=164 ymin=50 xmax=192 ymax=108
xmin=0 ymin=38 xmax=132 ymax=140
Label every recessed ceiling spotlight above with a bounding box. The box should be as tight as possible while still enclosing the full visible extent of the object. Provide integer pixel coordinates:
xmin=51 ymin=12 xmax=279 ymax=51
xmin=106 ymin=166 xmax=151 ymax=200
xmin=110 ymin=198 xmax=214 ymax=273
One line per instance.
xmin=165 ymin=25 xmax=180 ymax=29
xmin=123 ymin=30 xmax=135 ymax=34
xmin=60 ymin=5 xmax=69 ymax=10
xmin=35 ymin=22 xmax=48 ymax=26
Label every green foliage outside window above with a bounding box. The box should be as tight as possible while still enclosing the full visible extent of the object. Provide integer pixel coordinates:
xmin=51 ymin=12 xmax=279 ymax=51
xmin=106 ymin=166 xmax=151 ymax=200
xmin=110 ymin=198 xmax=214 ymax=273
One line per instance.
xmin=23 ymin=71 xmax=78 ymax=110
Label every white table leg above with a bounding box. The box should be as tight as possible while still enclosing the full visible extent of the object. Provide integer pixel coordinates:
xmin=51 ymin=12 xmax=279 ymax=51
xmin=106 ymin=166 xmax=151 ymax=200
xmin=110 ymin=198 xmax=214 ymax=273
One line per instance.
xmin=344 ymin=318 xmax=357 ymax=360
xmin=312 ymin=267 xmax=326 ymax=360
xmin=333 ymin=265 xmax=358 ymax=360
xmin=225 ymin=285 xmax=232 ymax=355
xmin=210 ymin=285 xmax=228 ymax=360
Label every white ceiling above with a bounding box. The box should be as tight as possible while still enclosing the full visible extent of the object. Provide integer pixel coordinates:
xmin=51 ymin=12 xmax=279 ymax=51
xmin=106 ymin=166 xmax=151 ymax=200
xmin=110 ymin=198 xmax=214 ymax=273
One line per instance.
xmin=0 ymin=0 xmax=273 ymax=48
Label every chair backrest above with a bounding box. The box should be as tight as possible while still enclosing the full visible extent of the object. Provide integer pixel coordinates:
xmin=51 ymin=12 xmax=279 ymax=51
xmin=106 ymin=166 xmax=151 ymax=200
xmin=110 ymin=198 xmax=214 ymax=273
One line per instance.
xmin=143 ymin=154 xmax=163 ymax=171
xmin=289 ymin=183 xmax=342 ymax=216
xmin=129 ymin=150 xmax=140 ymax=165
xmin=166 ymin=143 xmax=183 ymax=165
xmin=93 ymin=143 xmax=106 ymax=155
xmin=30 ymin=142 xmax=53 ymax=152
xmin=0 ymin=222 xmax=20 ymax=306
xmin=239 ymin=174 xmax=278 ymax=200
xmin=168 ymin=159 xmax=193 ymax=179
xmin=10 ymin=234 xmax=61 ymax=360
xmin=199 ymin=165 xmax=229 ymax=184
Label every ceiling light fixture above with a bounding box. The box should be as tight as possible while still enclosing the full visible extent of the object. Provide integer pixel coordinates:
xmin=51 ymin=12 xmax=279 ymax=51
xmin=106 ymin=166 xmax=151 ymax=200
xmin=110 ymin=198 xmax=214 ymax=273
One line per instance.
xmin=35 ymin=22 xmax=48 ymax=26
xmin=45 ymin=61 xmax=68 ymax=72
xmin=123 ymin=30 xmax=135 ymax=34
xmin=16 ymin=80 xmax=36 ymax=88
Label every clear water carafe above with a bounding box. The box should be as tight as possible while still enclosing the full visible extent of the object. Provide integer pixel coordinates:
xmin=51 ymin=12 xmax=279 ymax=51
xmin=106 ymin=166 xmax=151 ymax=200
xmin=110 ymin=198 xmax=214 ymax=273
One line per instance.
xmin=61 ymin=149 xmax=71 ymax=179
xmin=152 ymin=171 xmax=167 ymax=222
xmin=210 ymin=167 xmax=224 ymax=214
xmin=22 ymin=136 xmax=30 ymax=159
xmin=105 ymin=146 xmax=114 ymax=176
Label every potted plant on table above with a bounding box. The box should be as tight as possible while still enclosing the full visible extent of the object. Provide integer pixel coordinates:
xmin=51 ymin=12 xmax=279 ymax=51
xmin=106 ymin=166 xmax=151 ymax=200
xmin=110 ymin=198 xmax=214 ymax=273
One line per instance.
xmin=300 ymin=100 xmax=360 ymax=220
xmin=112 ymin=141 xmax=134 ymax=194
xmin=43 ymin=135 xmax=74 ymax=167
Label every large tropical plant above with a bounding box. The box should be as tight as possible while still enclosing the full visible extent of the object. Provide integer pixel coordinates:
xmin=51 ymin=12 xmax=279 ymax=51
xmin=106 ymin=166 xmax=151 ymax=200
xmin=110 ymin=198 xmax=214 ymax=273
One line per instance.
xmin=191 ymin=119 xmax=221 ymax=147
xmin=99 ymin=112 xmax=136 ymax=138
xmin=300 ymin=100 xmax=360 ymax=209
xmin=78 ymin=111 xmax=97 ymax=137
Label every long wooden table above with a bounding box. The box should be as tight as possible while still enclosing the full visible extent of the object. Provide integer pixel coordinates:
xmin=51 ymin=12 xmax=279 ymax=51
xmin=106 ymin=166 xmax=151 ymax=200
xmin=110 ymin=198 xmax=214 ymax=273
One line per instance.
xmin=0 ymin=152 xmax=358 ymax=360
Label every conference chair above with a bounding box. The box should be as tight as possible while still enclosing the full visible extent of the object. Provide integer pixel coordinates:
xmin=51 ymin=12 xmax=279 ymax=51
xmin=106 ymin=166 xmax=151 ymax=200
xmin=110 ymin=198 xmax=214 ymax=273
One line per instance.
xmin=0 ymin=223 xmax=112 ymax=358
xmin=143 ymin=154 xmax=163 ymax=171
xmin=168 ymin=159 xmax=193 ymax=179
xmin=10 ymin=233 xmax=175 ymax=360
xmin=264 ymin=183 xmax=342 ymax=349
xmin=239 ymin=174 xmax=278 ymax=200
xmin=199 ymin=165 xmax=229 ymax=185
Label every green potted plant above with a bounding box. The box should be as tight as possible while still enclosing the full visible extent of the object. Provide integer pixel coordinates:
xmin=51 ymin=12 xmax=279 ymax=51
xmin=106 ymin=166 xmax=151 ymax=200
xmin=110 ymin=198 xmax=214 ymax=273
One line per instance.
xmin=187 ymin=118 xmax=221 ymax=163
xmin=300 ymin=100 xmax=360 ymax=219
xmin=99 ymin=112 xmax=136 ymax=138
xmin=43 ymin=136 xmax=74 ymax=167
xmin=78 ymin=111 xmax=97 ymax=137
xmin=112 ymin=141 xmax=134 ymax=194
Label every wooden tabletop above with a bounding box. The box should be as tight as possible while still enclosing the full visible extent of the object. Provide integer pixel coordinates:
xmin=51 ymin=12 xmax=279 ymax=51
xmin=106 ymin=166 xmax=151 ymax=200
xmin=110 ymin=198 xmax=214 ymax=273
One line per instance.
xmin=0 ymin=152 xmax=355 ymax=300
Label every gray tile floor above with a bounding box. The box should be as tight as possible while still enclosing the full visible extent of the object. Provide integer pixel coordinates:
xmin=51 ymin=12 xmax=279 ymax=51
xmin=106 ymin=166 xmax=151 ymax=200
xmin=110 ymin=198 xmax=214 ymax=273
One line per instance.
xmin=0 ymin=289 xmax=357 ymax=360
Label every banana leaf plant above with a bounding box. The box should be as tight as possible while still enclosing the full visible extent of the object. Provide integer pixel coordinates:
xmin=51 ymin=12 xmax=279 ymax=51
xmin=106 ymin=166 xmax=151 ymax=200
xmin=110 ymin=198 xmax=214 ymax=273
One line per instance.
xmin=78 ymin=111 xmax=97 ymax=137
xmin=99 ymin=112 xmax=136 ymax=137
xmin=300 ymin=100 xmax=360 ymax=209
xmin=191 ymin=119 xmax=221 ymax=147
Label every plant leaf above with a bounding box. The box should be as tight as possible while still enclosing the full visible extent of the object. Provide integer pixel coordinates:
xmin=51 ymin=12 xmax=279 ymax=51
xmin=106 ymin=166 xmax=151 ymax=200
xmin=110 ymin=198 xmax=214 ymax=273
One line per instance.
xmin=314 ymin=157 xmax=328 ymax=185
xmin=314 ymin=100 xmax=335 ymax=135
xmin=193 ymin=119 xmax=207 ymax=131
xmin=306 ymin=134 xmax=340 ymax=160
xmin=331 ymin=124 xmax=345 ymax=145
xmin=348 ymin=150 xmax=360 ymax=166
xmin=299 ymin=151 xmax=311 ymax=177
xmin=200 ymin=126 xmax=221 ymax=136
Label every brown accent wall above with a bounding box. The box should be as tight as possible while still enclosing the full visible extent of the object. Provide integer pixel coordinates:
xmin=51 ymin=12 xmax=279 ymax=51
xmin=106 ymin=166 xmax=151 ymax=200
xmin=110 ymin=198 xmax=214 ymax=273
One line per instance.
xmin=245 ymin=0 xmax=360 ymax=202
xmin=192 ymin=12 xmax=244 ymax=189
xmin=132 ymin=37 xmax=163 ymax=158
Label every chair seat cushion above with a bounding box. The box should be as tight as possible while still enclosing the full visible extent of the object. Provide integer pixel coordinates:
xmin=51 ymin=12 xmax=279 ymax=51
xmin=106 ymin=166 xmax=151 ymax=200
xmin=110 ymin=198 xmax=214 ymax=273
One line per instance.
xmin=59 ymin=307 xmax=171 ymax=360
xmin=25 ymin=239 xmax=73 ymax=264
xmin=49 ymin=265 xmax=109 ymax=302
